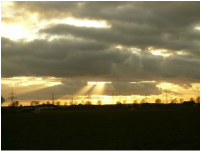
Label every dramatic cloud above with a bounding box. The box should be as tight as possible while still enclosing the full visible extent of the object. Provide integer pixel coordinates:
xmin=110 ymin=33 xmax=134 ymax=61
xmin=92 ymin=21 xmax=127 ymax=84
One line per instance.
xmin=2 ymin=37 xmax=199 ymax=82
xmin=1 ymin=1 xmax=200 ymax=103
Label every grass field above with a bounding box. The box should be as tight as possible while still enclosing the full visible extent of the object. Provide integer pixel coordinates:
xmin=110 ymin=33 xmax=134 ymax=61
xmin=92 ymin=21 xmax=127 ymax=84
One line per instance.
xmin=1 ymin=107 xmax=200 ymax=150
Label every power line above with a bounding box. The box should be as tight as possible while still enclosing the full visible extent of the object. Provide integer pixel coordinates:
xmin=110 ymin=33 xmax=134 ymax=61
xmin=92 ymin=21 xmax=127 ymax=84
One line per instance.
xmin=8 ymin=89 xmax=16 ymax=102
xmin=119 ymin=91 xmax=121 ymax=102
xmin=51 ymin=92 xmax=55 ymax=105
xmin=112 ymin=91 xmax=114 ymax=104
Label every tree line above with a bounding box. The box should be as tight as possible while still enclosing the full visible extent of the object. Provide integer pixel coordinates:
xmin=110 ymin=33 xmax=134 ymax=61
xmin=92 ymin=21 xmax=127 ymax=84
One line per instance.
xmin=1 ymin=95 xmax=200 ymax=107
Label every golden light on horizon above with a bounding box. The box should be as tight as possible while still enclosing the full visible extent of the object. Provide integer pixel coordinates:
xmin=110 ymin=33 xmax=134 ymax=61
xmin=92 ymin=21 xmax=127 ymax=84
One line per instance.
xmin=87 ymin=81 xmax=111 ymax=85
xmin=1 ymin=76 xmax=62 ymax=87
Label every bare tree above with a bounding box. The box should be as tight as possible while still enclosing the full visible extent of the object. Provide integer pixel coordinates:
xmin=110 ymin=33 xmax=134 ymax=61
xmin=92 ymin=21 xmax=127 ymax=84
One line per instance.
xmin=97 ymin=100 xmax=102 ymax=105
xmin=85 ymin=101 xmax=92 ymax=105
xmin=179 ymin=98 xmax=184 ymax=104
xmin=171 ymin=98 xmax=178 ymax=104
xmin=116 ymin=101 xmax=121 ymax=105
xmin=30 ymin=101 xmax=40 ymax=106
xmin=74 ymin=101 xmax=78 ymax=105
xmin=55 ymin=101 xmax=60 ymax=106
xmin=155 ymin=98 xmax=161 ymax=104
xmin=195 ymin=96 xmax=200 ymax=103
xmin=69 ymin=101 xmax=73 ymax=105
xmin=140 ymin=99 xmax=146 ymax=104
xmin=190 ymin=98 xmax=195 ymax=102
xmin=9 ymin=101 xmax=20 ymax=107
xmin=36 ymin=101 xmax=40 ymax=105
xmin=81 ymin=100 xmax=85 ymax=105
xmin=69 ymin=100 xmax=78 ymax=105
xmin=1 ymin=96 xmax=6 ymax=105
xmin=64 ymin=102 xmax=67 ymax=106
xmin=133 ymin=100 xmax=138 ymax=104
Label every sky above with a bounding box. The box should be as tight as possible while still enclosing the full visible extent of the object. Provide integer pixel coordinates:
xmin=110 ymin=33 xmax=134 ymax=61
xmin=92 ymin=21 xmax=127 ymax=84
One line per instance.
xmin=1 ymin=1 xmax=200 ymax=106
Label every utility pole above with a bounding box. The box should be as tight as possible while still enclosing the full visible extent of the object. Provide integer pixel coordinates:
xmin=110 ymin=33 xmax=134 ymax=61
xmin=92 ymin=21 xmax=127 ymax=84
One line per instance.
xmin=9 ymin=89 xmax=16 ymax=102
xmin=119 ymin=91 xmax=121 ymax=102
xmin=51 ymin=92 xmax=55 ymax=105
xmin=145 ymin=93 xmax=148 ymax=103
xmin=72 ymin=95 xmax=74 ymax=105
xmin=112 ymin=91 xmax=114 ymax=104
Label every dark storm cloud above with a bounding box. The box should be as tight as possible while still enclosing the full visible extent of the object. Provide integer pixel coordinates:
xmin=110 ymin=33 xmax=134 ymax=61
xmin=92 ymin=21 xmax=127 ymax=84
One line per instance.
xmin=1 ymin=1 xmax=200 ymax=97
xmin=2 ymin=37 xmax=199 ymax=83
xmin=1 ymin=37 xmax=131 ymax=78
xmin=40 ymin=23 xmax=199 ymax=55
xmin=103 ymin=82 xmax=162 ymax=96
xmin=10 ymin=1 xmax=200 ymax=56
xmin=13 ymin=1 xmax=199 ymax=25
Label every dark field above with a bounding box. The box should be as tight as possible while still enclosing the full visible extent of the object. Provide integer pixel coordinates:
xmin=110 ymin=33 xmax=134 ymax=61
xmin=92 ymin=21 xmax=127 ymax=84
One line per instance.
xmin=1 ymin=107 xmax=200 ymax=150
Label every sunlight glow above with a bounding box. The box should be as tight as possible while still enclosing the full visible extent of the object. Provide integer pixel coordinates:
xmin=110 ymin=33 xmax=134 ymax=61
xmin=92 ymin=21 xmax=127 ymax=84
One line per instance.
xmin=148 ymin=47 xmax=171 ymax=57
xmin=91 ymin=84 xmax=105 ymax=95
xmin=1 ymin=1 xmax=13 ymax=5
xmin=61 ymin=17 xmax=111 ymax=28
xmin=176 ymin=51 xmax=186 ymax=55
xmin=141 ymin=81 xmax=156 ymax=83
xmin=1 ymin=76 xmax=62 ymax=87
xmin=151 ymin=50 xmax=171 ymax=57
xmin=1 ymin=23 xmax=37 ymax=41
xmin=130 ymin=81 xmax=155 ymax=84
xmin=88 ymin=81 xmax=111 ymax=85
xmin=76 ymin=84 xmax=93 ymax=95
xmin=194 ymin=26 xmax=200 ymax=30
xmin=116 ymin=45 xmax=123 ymax=49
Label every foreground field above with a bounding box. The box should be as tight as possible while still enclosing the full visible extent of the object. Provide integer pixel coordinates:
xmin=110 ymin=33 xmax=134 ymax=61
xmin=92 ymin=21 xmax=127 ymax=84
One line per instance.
xmin=1 ymin=107 xmax=200 ymax=150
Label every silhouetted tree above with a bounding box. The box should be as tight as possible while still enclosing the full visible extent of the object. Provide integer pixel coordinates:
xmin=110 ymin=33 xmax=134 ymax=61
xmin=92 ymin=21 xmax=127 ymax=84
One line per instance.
xmin=155 ymin=98 xmax=161 ymax=104
xmin=133 ymin=100 xmax=138 ymax=104
xmin=69 ymin=101 xmax=73 ymax=105
xmin=116 ymin=101 xmax=121 ymax=105
xmin=9 ymin=101 xmax=19 ymax=107
xmin=81 ymin=100 xmax=85 ymax=105
xmin=190 ymin=98 xmax=195 ymax=102
xmin=195 ymin=96 xmax=200 ymax=103
xmin=85 ymin=101 xmax=92 ymax=105
xmin=140 ymin=99 xmax=146 ymax=104
xmin=116 ymin=101 xmax=122 ymax=107
xmin=30 ymin=101 xmax=40 ymax=106
xmin=1 ymin=96 xmax=5 ymax=104
xmin=46 ymin=101 xmax=50 ymax=105
xmin=69 ymin=100 xmax=78 ymax=105
xmin=179 ymin=98 xmax=184 ymax=104
xmin=123 ymin=100 xmax=127 ymax=104
xmin=36 ymin=101 xmax=39 ymax=105
xmin=64 ymin=102 xmax=67 ymax=106
xmin=97 ymin=100 xmax=102 ymax=105
xmin=171 ymin=98 xmax=178 ymax=104
xmin=55 ymin=101 xmax=60 ymax=106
